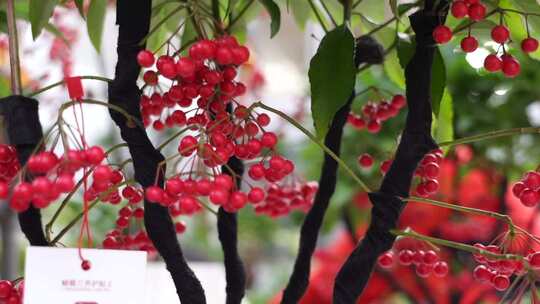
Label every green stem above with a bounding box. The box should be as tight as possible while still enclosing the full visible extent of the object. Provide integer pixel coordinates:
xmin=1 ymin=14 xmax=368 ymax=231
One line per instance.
xmin=319 ymin=0 xmax=338 ymax=28
xmin=227 ymin=0 xmax=254 ymax=31
xmin=158 ymin=127 xmax=191 ymax=151
xmin=392 ymin=229 xmax=525 ymax=262
xmin=6 ymin=0 xmax=22 ymax=94
xmin=343 ymin=0 xmax=352 ymax=24
xmin=141 ymin=4 xmax=187 ymax=45
xmin=253 ymin=102 xmax=371 ymax=192
xmin=307 ymin=0 xmax=329 ymax=33
xmin=352 ymin=0 xmax=363 ymax=9
xmin=28 ymin=76 xmax=113 ymax=98
xmin=438 ymin=127 xmax=540 ymax=147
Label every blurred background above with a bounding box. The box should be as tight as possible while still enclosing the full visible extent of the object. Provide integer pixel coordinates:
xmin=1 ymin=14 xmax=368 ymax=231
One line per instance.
xmin=0 ymin=0 xmax=540 ymax=303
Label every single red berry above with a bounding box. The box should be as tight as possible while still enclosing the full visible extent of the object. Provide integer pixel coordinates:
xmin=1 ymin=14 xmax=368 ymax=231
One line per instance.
xmin=0 ymin=280 xmax=13 ymax=299
xmin=358 ymin=153 xmax=374 ymax=168
xmin=367 ymin=120 xmax=381 ymax=133
xmin=209 ymin=188 xmax=228 ymax=205
xmin=433 ymin=261 xmax=449 ymax=277
xmin=520 ymin=189 xmax=540 ymax=207
xmin=468 ymin=3 xmax=486 ymax=21
xmin=216 ymin=47 xmax=234 ymax=65
xmin=143 ymin=71 xmax=158 ymax=85
xmin=137 ymin=50 xmax=155 ymax=67
xmin=231 ymin=46 xmax=250 ymax=65
xmin=484 ymin=54 xmax=502 ymax=72
xmin=415 ymin=263 xmax=433 ymax=278
xmin=377 ymin=252 xmax=394 ymax=268
xmin=391 ymin=95 xmax=406 ymax=109
xmin=116 ymin=216 xmax=129 ymax=228
xmin=451 ymin=1 xmax=469 ymax=18
xmin=512 ymin=181 xmax=526 ymax=197
xmin=422 ymin=250 xmax=439 ymax=265
xmin=461 ymin=36 xmax=478 ymax=53
xmin=521 ymin=37 xmax=539 ymax=53
xmin=145 ymin=186 xmax=164 ymax=203
xmin=528 ymin=252 xmax=540 ymax=269
xmin=0 ymin=181 xmax=8 ymax=199
xmin=491 ymin=25 xmax=510 ymax=44
xmin=423 ymin=162 xmax=440 ymax=179
xmin=424 ymin=179 xmax=439 ymax=194
xmin=261 ymin=132 xmax=278 ymax=148
xmin=491 ymin=275 xmax=510 ymax=291
xmin=176 ymin=57 xmax=196 ymax=78
xmin=230 ymin=191 xmax=248 ymax=209
xmin=86 ymin=146 xmax=105 ymax=165
xmin=248 ymin=187 xmax=265 ymax=204
xmin=502 ymin=56 xmax=520 ymax=78
xmin=81 ymin=260 xmax=91 ymax=271
xmin=524 ymin=171 xmax=540 ymax=189
xmin=473 ymin=265 xmax=494 ymax=282
xmin=175 ymin=221 xmax=187 ymax=234
xmin=433 ymin=25 xmax=453 ymax=44
xmin=398 ymin=250 xmax=414 ymax=266
xmin=93 ymin=165 xmax=113 ymax=183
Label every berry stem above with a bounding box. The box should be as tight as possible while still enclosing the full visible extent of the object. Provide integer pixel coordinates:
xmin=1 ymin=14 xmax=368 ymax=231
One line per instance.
xmin=140 ymin=4 xmax=187 ymax=45
xmin=6 ymin=0 xmax=22 ymax=95
xmin=391 ymin=228 xmax=525 ymax=262
xmin=319 ymin=0 xmax=338 ymax=28
xmin=307 ymin=0 xmax=329 ymax=33
xmin=253 ymin=102 xmax=371 ymax=193
xmin=438 ymin=127 xmax=540 ymax=147
xmin=226 ymin=0 xmax=254 ymax=31
xmin=28 ymin=76 xmax=113 ymax=98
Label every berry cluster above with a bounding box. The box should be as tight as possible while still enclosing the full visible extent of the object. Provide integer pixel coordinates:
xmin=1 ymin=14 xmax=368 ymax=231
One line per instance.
xmin=137 ymin=38 xmax=312 ymax=216
xmin=103 ymin=229 xmax=157 ymax=253
xmin=414 ymin=149 xmax=443 ymax=197
xmin=347 ymin=95 xmax=407 ymax=134
xmin=0 ymin=145 xmax=20 ymax=200
xmin=0 ymin=280 xmax=23 ymax=304
xmin=378 ymin=249 xmax=449 ymax=278
xmin=433 ymin=0 xmax=539 ymax=78
xmin=512 ymin=171 xmax=540 ymax=207
xmin=471 ymin=243 xmax=530 ymax=291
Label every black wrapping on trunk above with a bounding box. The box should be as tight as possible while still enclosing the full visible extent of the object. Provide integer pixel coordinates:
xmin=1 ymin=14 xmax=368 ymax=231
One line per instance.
xmin=333 ymin=5 xmax=447 ymax=303
xmin=218 ymin=156 xmax=246 ymax=304
xmin=280 ymin=36 xmax=384 ymax=304
xmin=109 ymin=1 xmax=206 ymax=303
xmin=0 ymin=95 xmax=48 ymax=246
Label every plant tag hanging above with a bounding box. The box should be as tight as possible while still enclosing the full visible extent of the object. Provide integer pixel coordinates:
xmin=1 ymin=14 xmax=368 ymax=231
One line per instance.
xmin=23 ymin=247 xmax=147 ymax=304
xmin=65 ymin=76 xmax=84 ymax=100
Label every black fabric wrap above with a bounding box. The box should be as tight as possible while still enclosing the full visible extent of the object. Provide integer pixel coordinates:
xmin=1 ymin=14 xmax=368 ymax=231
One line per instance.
xmin=109 ymin=1 xmax=206 ymax=303
xmin=280 ymin=36 xmax=384 ymax=304
xmin=333 ymin=4 xmax=448 ymax=303
xmin=0 ymin=95 xmax=48 ymax=246
xmin=219 ymin=156 xmax=246 ymax=304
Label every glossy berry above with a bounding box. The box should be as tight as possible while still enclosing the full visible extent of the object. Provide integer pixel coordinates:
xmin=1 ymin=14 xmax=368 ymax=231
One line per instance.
xmin=137 ymin=50 xmax=155 ymax=67
xmin=433 ymin=261 xmax=449 ymax=277
xmin=484 ymin=54 xmax=502 ymax=72
xmin=0 ymin=280 xmax=12 ymax=298
xmin=524 ymin=171 xmax=540 ymax=189
xmin=358 ymin=153 xmax=374 ymax=168
xmin=491 ymin=275 xmax=510 ymax=291
xmin=522 ymin=37 xmax=539 ymax=53
xmin=461 ymin=36 xmax=478 ymax=53
xmin=520 ymin=189 xmax=539 ymax=207
xmin=422 ymin=250 xmax=439 ymax=265
xmin=451 ymin=1 xmax=468 ymax=18
xmin=473 ymin=265 xmax=493 ymax=282
xmin=146 ymin=186 xmax=164 ymax=203
xmin=502 ymin=56 xmax=520 ymax=78
xmin=175 ymin=221 xmax=187 ymax=234
xmin=248 ymin=187 xmax=265 ymax=203
xmin=468 ymin=3 xmax=486 ymax=21
xmin=86 ymin=146 xmax=105 ymax=165
xmin=398 ymin=250 xmax=414 ymax=265
xmin=528 ymin=252 xmax=540 ymax=268
xmin=377 ymin=252 xmax=394 ymax=268
xmin=0 ymin=181 xmax=8 ymax=199
xmin=433 ymin=25 xmax=453 ymax=44
xmin=512 ymin=181 xmax=526 ymax=197
xmin=176 ymin=57 xmax=196 ymax=78
xmin=491 ymin=25 xmax=510 ymax=44
xmin=81 ymin=260 xmax=91 ymax=271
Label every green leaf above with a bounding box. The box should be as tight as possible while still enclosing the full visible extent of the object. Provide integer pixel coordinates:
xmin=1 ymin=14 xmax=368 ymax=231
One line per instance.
xmin=384 ymin=50 xmax=405 ymax=88
xmin=87 ymin=0 xmax=107 ymax=52
xmin=29 ymin=0 xmax=57 ymax=39
xmin=74 ymin=0 xmax=85 ymax=18
xmin=258 ymin=0 xmax=281 ymax=37
xmin=389 ymin=0 xmax=398 ymax=18
xmin=433 ymin=89 xmax=454 ymax=153
xmin=397 ymin=37 xmax=446 ymax=115
xmin=289 ymin=0 xmax=310 ymax=29
xmin=309 ymin=25 xmax=356 ymax=139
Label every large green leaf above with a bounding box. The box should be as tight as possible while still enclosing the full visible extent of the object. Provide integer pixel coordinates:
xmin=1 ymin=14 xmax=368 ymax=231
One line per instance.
xmin=29 ymin=0 xmax=57 ymax=39
xmin=258 ymin=0 xmax=281 ymax=37
xmin=309 ymin=25 xmax=356 ymax=139
xmin=397 ymin=37 xmax=447 ymax=115
xmin=87 ymin=0 xmax=107 ymax=52
xmin=74 ymin=0 xmax=85 ymax=18
xmin=433 ymin=89 xmax=454 ymax=153
xmin=384 ymin=50 xmax=405 ymax=88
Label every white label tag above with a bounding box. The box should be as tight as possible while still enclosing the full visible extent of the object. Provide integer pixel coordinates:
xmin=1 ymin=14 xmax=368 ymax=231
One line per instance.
xmin=23 ymin=247 xmax=147 ymax=304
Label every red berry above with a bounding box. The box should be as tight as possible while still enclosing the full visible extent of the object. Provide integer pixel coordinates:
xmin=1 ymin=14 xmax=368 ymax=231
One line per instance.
xmin=0 ymin=280 xmax=13 ymax=299
xmin=391 ymin=95 xmax=406 ymax=109
xmin=415 ymin=263 xmax=433 ymax=278
xmin=81 ymin=260 xmax=91 ymax=271
xmin=367 ymin=120 xmax=381 ymax=133
xmin=423 ymin=162 xmax=440 ymax=179
xmin=248 ymin=187 xmax=265 ymax=204
xmin=512 ymin=181 xmax=526 ymax=197
xmin=116 ymin=216 xmax=129 ymax=228
xmin=491 ymin=275 xmax=510 ymax=291
xmin=521 ymin=37 xmax=539 ymax=53
xmin=451 ymin=1 xmax=469 ymax=18
xmin=179 ymin=136 xmax=198 ymax=156
xmin=380 ymin=160 xmax=392 ymax=174
xmin=398 ymin=250 xmax=414 ymax=265
xmin=502 ymin=56 xmax=520 ymax=78
xmin=433 ymin=25 xmax=453 ymax=44
xmin=176 ymin=57 xmax=196 ymax=78
xmin=473 ymin=265 xmax=494 ymax=282
xmin=137 ymin=50 xmax=155 ymax=67
xmin=86 ymin=146 xmax=105 ymax=165
xmin=528 ymin=252 xmax=540 ymax=269
xmin=424 ymin=179 xmax=439 ymax=194
xmin=209 ymin=188 xmax=228 ymax=205
xmin=145 ymin=186 xmax=164 ymax=203
xmin=175 ymin=221 xmax=187 ymax=234
xmin=524 ymin=171 xmax=540 ymax=189
xmin=491 ymin=25 xmax=510 ymax=44
xmin=230 ymin=191 xmax=248 ymax=209
xmin=261 ymin=132 xmax=278 ymax=148
xmin=231 ymin=46 xmax=250 ymax=65
xmin=216 ymin=47 xmax=233 ymax=65
xmin=358 ymin=153 xmax=374 ymax=168
xmin=377 ymin=252 xmax=394 ymax=268
xmin=468 ymin=3 xmax=486 ymax=21
xmin=93 ymin=165 xmax=112 ymax=183
xmin=484 ymin=54 xmax=502 ymax=72
xmin=461 ymin=36 xmax=478 ymax=53
xmin=249 ymin=164 xmax=266 ymax=180
xmin=520 ymin=189 xmax=540 ymax=207
xmin=143 ymin=71 xmax=158 ymax=85
xmin=433 ymin=261 xmax=449 ymax=277
xmin=0 ymin=181 xmax=8 ymax=199
xmin=422 ymin=250 xmax=439 ymax=265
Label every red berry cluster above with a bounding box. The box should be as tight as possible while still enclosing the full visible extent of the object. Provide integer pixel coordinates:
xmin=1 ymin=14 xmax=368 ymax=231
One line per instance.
xmin=512 ymin=171 xmax=540 ymax=207
xmin=378 ymin=249 xmax=449 ymax=278
xmin=136 ymin=36 xmax=249 ymax=130
xmin=0 ymin=280 xmax=23 ymax=304
xmin=137 ymin=38 xmax=309 ymax=216
xmin=414 ymin=149 xmax=443 ymax=197
xmin=0 ymin=145 xmax=20 ymax=200
xmin=347 ymin=95 xmax=407 ymax=134
xmin=471 ymin=243 xmax=528 ymax=291
xmin=103 ymin=229 xmax=157 ymax=253
xmin=252 ymin=181 xmax=318 ymax=218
